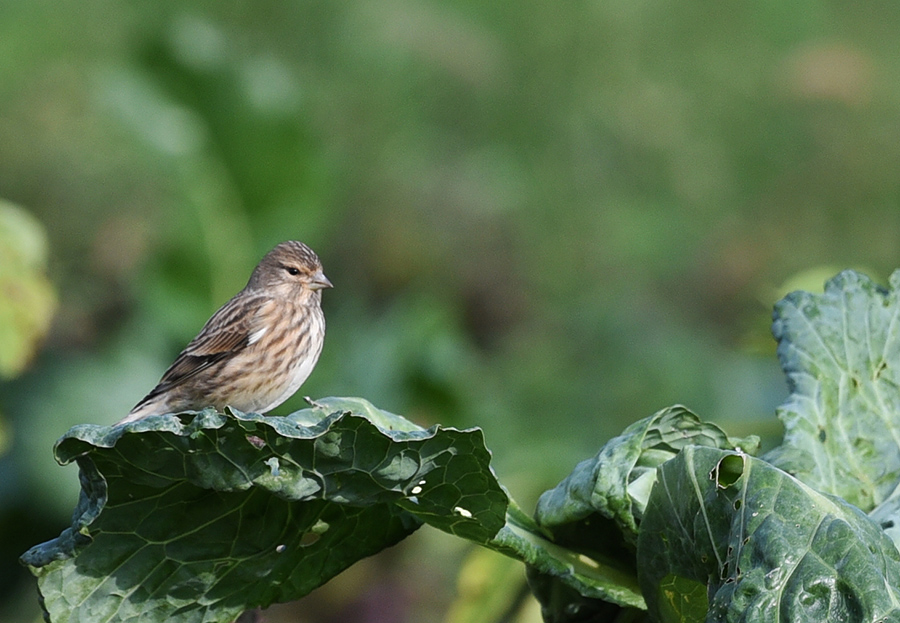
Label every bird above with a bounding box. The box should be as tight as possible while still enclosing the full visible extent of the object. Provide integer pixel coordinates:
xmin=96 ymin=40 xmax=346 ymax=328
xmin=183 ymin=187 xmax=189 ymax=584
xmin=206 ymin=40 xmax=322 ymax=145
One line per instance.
xmin=118 ymin=240 xmax=332 ymax=424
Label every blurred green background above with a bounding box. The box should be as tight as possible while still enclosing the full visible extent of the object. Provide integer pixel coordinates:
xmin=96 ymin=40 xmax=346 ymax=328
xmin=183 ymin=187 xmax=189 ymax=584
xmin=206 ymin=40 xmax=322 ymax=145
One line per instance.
xmin=1 ymin=1 xmax=898 ymax=621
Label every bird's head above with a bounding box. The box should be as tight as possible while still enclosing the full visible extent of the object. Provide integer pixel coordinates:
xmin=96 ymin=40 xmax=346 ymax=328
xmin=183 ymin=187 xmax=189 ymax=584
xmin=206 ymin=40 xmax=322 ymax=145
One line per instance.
xmin=249 ymin=240 xmax=332 ymax=300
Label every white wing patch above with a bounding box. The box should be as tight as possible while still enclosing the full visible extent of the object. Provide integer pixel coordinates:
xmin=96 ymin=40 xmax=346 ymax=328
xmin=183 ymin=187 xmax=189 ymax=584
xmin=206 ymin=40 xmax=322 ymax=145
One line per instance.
xmin=248 ymin=326 xmax=268 ymax=345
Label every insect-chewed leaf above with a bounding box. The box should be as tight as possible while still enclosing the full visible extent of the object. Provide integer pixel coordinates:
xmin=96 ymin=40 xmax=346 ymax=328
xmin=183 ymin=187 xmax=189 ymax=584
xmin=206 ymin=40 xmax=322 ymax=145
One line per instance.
xmin=768 ymin=270 xmax=900 ymax=511
xmin=534 ymin=405 xmax=757 ymax=547
xmin=638 ymin=446 xmax=900 ymax=622
xmin=504 ymin=406 xmax=756 ymax=618
xmin=21 ymin=398 xmax=507 ymax=623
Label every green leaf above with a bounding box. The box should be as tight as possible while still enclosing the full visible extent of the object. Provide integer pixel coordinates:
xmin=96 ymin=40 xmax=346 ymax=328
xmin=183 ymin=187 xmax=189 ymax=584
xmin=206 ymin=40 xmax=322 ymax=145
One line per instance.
xmin=655 ymin=574 xmax=707 ymax=623
xmin=638 ymin=446 xmax=900 ymax=623
xmin=534 ymin=405 xmax=758 ymax=547
xmin=0 ymin=199 xmax=57 ymax=378
xmin=869 ymin=482 xmax=900 ymax=553
xmin=767 ymin=269 xmax=900 ymax=511
xmin=490 ymin=501 xmax=646 ymax=612
xmin=481 ymin=407 xmax=757 ymax=618
xmin=21 ymin=398 xmax=507 ymax=623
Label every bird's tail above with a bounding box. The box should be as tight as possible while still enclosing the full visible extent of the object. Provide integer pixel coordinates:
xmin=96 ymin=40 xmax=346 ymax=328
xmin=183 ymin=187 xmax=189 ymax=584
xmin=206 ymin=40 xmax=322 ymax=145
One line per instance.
xmin=116 ymin=396 xmax=166 ymax=425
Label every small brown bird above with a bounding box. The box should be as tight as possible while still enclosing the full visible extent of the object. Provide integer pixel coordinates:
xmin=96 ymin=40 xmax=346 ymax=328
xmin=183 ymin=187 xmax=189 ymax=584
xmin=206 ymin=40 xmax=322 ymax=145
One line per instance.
xmin=119 ymin=241 xmax=332 ymax=424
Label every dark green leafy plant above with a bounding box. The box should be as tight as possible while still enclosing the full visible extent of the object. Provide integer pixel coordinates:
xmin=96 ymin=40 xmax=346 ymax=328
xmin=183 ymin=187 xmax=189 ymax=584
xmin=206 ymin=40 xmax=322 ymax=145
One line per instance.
xmin=22 ymin=270 xmax=900 ymax=622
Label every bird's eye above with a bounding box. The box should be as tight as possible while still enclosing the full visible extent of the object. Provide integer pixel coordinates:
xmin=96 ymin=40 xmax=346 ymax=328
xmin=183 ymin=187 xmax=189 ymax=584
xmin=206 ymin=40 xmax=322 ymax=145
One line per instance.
xmin=284 ymin=266 xmax=301 ymax=276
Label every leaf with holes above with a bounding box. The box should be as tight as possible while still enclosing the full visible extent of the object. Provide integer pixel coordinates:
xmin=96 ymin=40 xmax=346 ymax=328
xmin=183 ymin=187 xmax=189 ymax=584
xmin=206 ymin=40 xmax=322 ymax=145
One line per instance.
xmin=21 ymin=398 xmax=507 ymax=623
xmin=638 ymin=446 xmax=900 ymax=622
xmin=766 ymin=270 xmax=900 ymax=511
xmin=507 ymin=406 xmax=756 ymax=618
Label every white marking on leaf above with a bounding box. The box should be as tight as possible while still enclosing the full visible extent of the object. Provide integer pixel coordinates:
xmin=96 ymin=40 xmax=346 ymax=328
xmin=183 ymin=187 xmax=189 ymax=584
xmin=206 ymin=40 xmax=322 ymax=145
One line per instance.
xmin=453 ymin=506 xmax=473 ymax=518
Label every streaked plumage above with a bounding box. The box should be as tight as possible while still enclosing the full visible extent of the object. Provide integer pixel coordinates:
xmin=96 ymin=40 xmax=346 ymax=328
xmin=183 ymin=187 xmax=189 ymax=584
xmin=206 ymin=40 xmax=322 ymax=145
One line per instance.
xmin=119 ymin=241 xmax=331 ymax=424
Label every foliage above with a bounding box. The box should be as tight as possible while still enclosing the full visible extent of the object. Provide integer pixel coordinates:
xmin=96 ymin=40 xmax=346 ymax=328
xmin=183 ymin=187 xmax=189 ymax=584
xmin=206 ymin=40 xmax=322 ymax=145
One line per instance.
xmin=5 ymin=3 xmax=900 ymax=619
xmin=0 ymin=200 xmax=56 ymax=380
xmin=0 ymin=200 xmax=56 ymax=462
xmin=22 ymin=399 xmax=504 ymax=622
xmin=22 ymin=269 xmax=900 ymax=622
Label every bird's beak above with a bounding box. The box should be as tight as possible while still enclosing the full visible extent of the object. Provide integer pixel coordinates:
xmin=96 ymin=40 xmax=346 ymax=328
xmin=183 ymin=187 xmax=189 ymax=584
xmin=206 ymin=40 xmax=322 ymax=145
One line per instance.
xmin=309 ymin=271 xmax=333 ymax=291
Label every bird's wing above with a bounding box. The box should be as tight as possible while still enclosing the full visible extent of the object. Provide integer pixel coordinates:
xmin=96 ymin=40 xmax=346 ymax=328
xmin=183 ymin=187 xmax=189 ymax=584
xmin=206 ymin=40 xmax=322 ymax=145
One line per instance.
xmin=143 ymin=293 xmax=267 ymax=397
